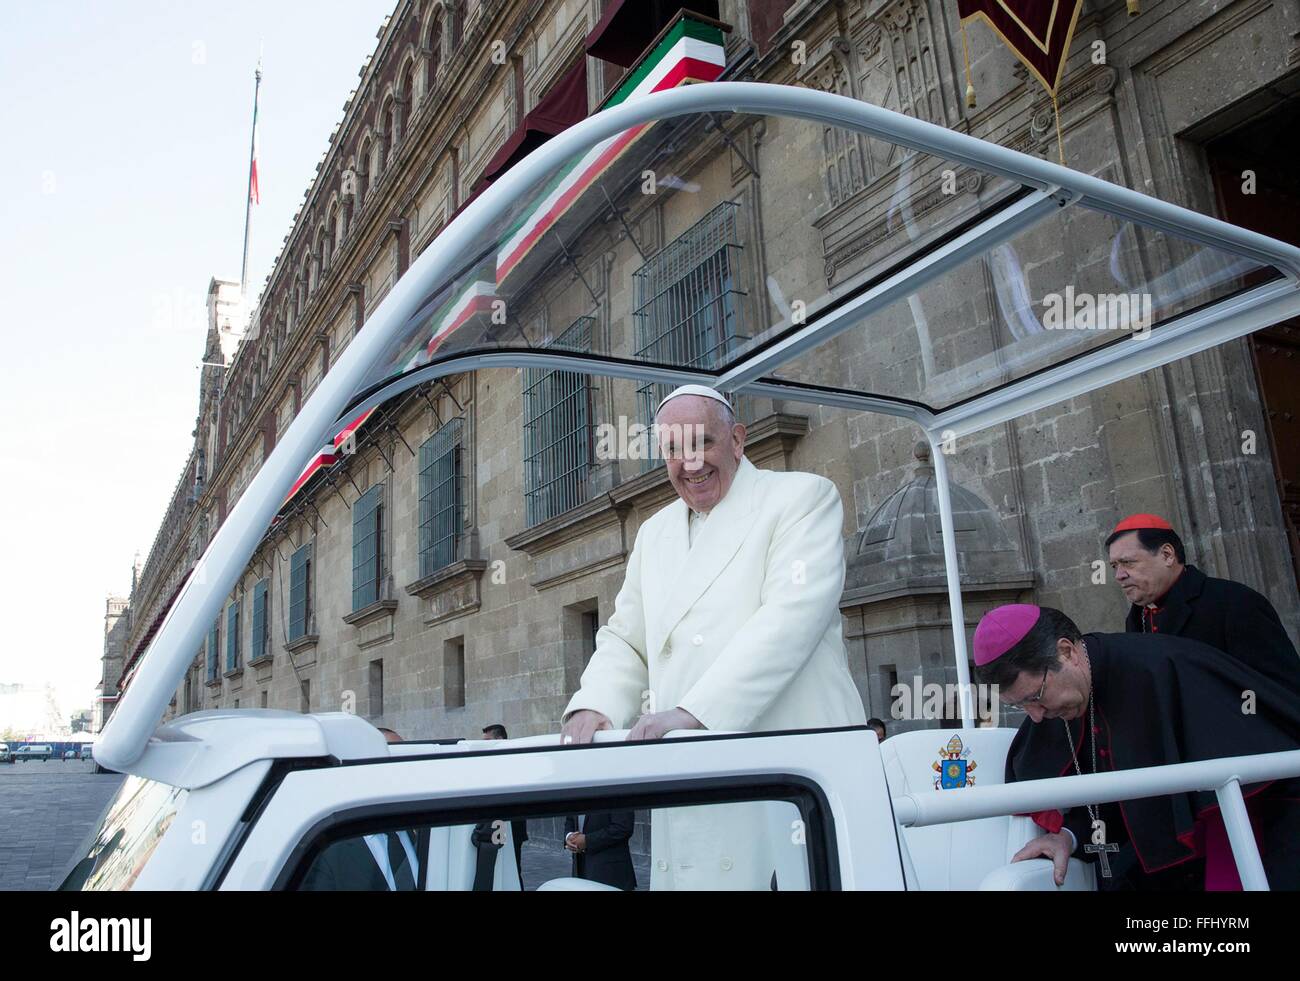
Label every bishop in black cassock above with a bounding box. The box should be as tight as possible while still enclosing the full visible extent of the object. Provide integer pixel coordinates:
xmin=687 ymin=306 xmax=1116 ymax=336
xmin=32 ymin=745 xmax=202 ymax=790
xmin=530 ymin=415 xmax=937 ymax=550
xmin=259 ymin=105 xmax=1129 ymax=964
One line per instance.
xmin=974 ymin=604 xmax=1300 ymax=891
xmin=1105 ymin=513 xmax=1300 ymax=696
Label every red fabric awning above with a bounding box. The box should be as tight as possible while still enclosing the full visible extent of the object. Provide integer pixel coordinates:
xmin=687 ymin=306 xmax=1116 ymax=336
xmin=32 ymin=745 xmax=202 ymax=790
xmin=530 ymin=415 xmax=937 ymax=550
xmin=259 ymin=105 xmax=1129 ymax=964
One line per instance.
xmin=482 ymin=57 xmax=589 ymax=184
xmin=585 ymin=0 xmax=720 ymax=68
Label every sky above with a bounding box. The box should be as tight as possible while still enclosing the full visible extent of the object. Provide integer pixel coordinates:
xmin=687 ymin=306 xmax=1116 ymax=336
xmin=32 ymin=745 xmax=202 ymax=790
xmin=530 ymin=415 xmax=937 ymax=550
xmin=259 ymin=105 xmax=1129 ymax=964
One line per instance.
xmin=0 ymin=0 xmax=397 ymax=724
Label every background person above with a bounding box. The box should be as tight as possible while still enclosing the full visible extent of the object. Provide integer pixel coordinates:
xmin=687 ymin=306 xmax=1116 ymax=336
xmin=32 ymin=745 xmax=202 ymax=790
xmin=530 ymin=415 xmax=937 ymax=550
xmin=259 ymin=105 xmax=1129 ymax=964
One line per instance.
xmin=1106 ymin=513 xmax=1300 ymax=694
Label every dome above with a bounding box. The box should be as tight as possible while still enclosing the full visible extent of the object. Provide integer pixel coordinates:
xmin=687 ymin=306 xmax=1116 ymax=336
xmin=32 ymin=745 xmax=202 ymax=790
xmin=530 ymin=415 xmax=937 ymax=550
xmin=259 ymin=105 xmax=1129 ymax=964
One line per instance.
xmin=848 ymin=442 xmax=1026 ymax=592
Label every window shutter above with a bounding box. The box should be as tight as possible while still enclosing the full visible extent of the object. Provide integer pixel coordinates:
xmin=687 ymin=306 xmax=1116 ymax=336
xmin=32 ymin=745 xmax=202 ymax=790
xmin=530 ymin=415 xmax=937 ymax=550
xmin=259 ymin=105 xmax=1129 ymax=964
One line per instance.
xmin=352 ymin=485 xmax=382 ymax=610
xmin=252 ymin=580 xmax=268 ymax=661
xmin=290 ymin=544 xmax=311 ymax=640
xmin=226 ymin=600 xmax=240 ymax=672
xmin=207 ymin=620 xmax=219 ymax=681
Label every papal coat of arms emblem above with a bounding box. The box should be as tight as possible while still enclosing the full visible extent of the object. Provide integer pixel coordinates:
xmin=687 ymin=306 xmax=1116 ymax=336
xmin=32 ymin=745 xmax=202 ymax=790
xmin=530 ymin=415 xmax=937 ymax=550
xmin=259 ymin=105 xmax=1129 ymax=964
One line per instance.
xmin=932 ymin=734 xmax=977 ymax=789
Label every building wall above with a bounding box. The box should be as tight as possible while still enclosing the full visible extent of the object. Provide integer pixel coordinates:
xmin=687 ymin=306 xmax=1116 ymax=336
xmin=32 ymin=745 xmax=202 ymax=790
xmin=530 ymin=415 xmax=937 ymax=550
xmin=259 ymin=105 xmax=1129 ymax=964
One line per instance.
xmin=115 ymin=0 xmax=1300 ymax=742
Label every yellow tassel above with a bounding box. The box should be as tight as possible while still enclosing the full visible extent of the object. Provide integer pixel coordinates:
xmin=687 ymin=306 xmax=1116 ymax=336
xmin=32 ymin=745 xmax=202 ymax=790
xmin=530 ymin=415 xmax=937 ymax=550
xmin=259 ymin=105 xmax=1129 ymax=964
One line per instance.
xmin=961 ymin=22 xmax=976 ymax=110
xmin=1052 ymin=91 xmax=1065 ymax=165
xmin=1127 ymin=0 xmax=1141 ymax=15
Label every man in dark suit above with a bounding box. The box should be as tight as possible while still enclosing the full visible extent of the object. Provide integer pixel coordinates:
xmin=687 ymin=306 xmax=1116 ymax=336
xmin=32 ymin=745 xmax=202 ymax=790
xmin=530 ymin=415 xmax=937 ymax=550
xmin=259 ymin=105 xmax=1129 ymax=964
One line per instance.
xmin=299 ymin=726 xmax=422 ymax=890
xmin=564 ymin=811 xmax=637 ymax=890
xmin=1105 ymin=513 xmax=1300 ymax=695
xmin=298 ymin=830 xmax=420 ymax=890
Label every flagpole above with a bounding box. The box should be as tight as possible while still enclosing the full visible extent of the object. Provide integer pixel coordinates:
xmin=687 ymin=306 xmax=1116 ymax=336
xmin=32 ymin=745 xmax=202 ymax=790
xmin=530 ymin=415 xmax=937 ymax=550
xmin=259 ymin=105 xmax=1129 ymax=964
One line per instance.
xmin=240 ymin=51 xmax=263 ymax=297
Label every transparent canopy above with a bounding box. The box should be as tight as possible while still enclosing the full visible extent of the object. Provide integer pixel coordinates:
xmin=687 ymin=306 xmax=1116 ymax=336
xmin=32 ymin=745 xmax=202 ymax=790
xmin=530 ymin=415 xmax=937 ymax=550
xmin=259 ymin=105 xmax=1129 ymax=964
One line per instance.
xmin=340 ymin=93 xmax=1289 ymax=431
xmin=99 ymin=82 xmax=1300 ymax=772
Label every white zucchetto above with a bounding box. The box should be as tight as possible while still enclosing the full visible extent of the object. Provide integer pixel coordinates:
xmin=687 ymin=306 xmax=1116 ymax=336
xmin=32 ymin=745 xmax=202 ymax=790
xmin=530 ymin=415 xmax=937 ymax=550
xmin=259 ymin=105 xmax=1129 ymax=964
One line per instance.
xmin=655 ymin=384 xmax=734 ymax=416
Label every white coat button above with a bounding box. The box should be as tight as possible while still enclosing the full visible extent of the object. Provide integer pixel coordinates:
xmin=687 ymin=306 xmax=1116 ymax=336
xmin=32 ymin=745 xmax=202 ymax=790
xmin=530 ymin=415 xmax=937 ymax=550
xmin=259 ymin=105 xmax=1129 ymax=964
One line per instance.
xmin=720 ymin=857 xmax=734 ymax=871
xmin=691 ymin=634 xmax=703 ymax=646
xmin=657 ymin=860 xmax=668 ymax=871
xmin=661 ymin=646 xmax=672 ymax=659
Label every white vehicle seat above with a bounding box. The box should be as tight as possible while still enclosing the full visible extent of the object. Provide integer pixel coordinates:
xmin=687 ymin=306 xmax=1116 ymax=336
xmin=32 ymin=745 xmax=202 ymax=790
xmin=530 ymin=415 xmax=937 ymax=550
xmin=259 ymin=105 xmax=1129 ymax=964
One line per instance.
xmin=881 ymin=727 xmax=1096 ymax=891
xmin=537 ymin=877 xmax=622 ymax=891
xmin=424 ymin=823 xmax=522 ymax=891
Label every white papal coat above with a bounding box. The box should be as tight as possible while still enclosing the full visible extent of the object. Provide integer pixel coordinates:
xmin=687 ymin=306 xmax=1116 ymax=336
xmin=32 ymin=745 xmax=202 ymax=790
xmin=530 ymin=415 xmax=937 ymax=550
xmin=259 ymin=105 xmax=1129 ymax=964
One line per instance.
xmin=563 ymin=456 xmax=866 ymax=889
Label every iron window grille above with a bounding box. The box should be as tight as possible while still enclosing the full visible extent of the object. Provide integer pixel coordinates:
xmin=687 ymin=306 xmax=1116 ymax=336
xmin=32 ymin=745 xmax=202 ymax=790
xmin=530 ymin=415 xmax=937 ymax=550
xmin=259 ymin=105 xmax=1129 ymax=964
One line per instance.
xmin=418 ymin=418 xmax=465 ymax=577
xmin=352 ymin=483 xmax=385 ymax=610
xmin=289 ymin=543 xmax=313 ymax=641
xmin=633 ymin=201 xmax=748 ymax=468
xmin=523 ymin=316 xmax=595 ymax=527
xmin=251 ymin=579 xmax=270 ymax=661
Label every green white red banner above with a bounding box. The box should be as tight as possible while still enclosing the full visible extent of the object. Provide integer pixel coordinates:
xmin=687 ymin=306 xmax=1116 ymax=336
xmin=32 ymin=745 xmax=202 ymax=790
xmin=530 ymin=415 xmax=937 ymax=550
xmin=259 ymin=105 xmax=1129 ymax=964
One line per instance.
xmin=496 ymin=17 xmax=726 ymax=282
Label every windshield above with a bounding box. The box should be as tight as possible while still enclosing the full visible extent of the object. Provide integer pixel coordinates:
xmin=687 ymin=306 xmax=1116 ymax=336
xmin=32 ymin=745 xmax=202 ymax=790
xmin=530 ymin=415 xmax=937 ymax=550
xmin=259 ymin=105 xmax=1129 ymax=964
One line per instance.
xmin=59 ymin=776 xmax=186 ymax=891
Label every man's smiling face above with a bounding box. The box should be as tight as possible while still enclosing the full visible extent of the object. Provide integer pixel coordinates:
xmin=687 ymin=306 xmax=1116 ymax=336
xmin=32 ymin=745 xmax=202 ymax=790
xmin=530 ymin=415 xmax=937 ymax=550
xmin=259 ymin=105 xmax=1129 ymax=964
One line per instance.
xmin=656 ymin=395 xmax=745 ymax=513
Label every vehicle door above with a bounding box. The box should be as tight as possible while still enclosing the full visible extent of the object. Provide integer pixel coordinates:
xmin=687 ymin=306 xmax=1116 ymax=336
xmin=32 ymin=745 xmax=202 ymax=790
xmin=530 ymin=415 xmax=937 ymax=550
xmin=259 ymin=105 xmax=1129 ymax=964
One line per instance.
xmin=217 ymin=727 xmax=905 ymax=891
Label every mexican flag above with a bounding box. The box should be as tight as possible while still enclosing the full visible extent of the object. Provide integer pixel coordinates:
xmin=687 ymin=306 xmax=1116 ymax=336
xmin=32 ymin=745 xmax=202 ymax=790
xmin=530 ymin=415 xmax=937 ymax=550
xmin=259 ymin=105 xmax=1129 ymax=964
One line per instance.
xmin=495 ymin=15 xmax=726 ymax=283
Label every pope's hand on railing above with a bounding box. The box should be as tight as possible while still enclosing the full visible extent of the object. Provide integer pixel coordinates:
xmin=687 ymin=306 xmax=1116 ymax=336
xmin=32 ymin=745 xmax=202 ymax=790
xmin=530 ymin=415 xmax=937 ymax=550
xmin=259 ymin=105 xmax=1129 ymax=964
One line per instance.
xmin=1011 ymin=832 xmax=1073 ymax=886
xmin=560 ymin=709 xmax=612 ymax=745
xmin=626 ymin=707 xmax=704 ymax=742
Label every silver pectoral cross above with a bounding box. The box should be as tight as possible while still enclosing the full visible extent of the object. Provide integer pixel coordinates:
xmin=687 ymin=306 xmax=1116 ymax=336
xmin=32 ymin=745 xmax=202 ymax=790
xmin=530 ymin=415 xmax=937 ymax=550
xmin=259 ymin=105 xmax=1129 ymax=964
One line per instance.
xmin=1085 ymin=840 xmax=1120 ymax=878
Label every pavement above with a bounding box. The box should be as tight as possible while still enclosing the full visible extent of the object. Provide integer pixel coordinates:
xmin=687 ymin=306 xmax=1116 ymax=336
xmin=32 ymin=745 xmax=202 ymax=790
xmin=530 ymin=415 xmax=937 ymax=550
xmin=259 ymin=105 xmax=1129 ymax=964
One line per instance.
xmin=0 ymin=759 xmax=126 ymax=891
xmin=520 ymin=838 xmax=650 ymax=891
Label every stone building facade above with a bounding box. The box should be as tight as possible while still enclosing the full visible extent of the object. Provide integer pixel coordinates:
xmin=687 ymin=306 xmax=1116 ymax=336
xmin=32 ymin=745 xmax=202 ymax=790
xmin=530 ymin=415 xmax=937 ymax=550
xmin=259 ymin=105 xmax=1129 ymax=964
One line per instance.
xmin=110 ymin=0 xmax=1300 ymax=747
xmin=92 ymin=595 xmax=130 ymax=734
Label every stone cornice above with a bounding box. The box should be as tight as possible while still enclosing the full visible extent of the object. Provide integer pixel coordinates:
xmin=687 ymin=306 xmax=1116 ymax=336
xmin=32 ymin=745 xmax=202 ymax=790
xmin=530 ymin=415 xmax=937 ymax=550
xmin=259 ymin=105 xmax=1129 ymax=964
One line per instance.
xmin=285 ymin=633 xmax=320 ymax=656
xmin=342 ymin=598 xmax=400 ymax=627
xmin=839 ymin=573 xmax=1036 ymax=609
xmin=505 ymin=491 xmax=632 ymax=556
xmin=405 ymin=557 xmax=489 ymax=599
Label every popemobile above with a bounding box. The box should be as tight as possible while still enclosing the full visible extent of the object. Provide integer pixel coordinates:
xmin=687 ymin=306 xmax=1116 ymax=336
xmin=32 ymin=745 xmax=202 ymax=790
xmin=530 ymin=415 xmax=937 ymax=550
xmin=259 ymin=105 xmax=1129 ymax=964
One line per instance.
xmin=77 ymin=72 xmax=1300 ymax=891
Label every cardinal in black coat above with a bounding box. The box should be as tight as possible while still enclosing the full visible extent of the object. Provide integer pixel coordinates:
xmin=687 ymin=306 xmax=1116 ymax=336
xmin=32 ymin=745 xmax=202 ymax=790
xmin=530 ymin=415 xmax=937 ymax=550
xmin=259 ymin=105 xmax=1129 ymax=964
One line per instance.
xmin=1106 ymin=514 xmax=1300 ymax=695
xmin=974 ymin=604 xmax=1300 ymax=891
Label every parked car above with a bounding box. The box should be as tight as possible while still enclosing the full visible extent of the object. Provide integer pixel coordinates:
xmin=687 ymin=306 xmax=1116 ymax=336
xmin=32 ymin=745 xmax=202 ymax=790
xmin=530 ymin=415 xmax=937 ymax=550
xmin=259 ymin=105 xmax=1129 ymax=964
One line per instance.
xmin=0 ymin=743 xmax=11 ymax=763
xmin=14 ymin=744 xmax=53 ymax=762
xmin=63 ymin=749 xmax=79 ymax=760
xmin=80 ymin=745 xmax=94 ymax=760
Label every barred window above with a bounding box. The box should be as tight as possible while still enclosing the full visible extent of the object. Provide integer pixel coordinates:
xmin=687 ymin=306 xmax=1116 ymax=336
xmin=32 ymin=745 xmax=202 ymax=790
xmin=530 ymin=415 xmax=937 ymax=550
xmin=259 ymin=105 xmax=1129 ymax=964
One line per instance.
xmin=289 ymin=544 xmax=313 ymax=641
xmin=418 ymin=418 xmax=464 ymax=577
xmin=225 ymin=600 xmax=241 ymax=673
xmin=352 ymin=484 xmax=385 ymax=610
xmin=633 ymin=201 xmax=748 ymax=466
xmin=251 ymin=579 xmax=270 ymax=662
xmin=523 ymin=317 xmax=594 ymax=526
xmin=206 ymin=619 xmax=220 ymax=682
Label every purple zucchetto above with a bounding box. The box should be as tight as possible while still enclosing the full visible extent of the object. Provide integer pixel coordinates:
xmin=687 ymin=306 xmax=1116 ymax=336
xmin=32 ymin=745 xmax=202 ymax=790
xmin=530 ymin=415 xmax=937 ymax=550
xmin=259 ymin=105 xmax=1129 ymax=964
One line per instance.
xmin=973 ymin=604 xmax=1042 ymax=666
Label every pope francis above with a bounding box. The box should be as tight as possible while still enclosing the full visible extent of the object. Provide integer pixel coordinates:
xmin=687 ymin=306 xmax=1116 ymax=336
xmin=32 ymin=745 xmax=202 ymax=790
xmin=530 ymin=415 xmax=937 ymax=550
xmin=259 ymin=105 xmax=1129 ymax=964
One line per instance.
xmin=560 ymin=384 xmax=867 ymax=889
